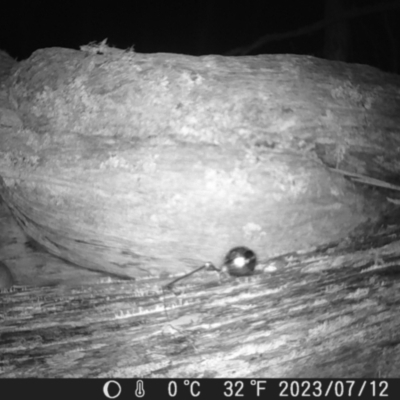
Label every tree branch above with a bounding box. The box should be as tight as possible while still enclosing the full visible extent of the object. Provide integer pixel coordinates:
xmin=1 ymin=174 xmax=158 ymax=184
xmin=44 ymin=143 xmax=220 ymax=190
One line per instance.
xmin=226 ymin=1 xmax=400 ymax=55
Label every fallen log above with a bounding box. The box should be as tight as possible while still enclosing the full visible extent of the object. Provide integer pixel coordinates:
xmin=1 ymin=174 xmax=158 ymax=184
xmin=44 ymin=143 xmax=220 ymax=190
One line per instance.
xmin=1 ymin=46 xmax=400 ymax=378
xmin=1 ymin=208 xmax=400 ymax=378
xmin=1 ymin=45 xmax=399 ymax=279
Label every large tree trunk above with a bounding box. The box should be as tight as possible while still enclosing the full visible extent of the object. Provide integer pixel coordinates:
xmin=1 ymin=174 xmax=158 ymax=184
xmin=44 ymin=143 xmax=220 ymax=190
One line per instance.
xmin=0 ymin=45 xmax=399 ymax=280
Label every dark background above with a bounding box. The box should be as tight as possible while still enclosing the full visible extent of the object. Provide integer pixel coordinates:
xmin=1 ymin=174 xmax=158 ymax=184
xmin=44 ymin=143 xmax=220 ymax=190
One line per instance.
xmin=1 ymin=0 xmax=400 ymax=73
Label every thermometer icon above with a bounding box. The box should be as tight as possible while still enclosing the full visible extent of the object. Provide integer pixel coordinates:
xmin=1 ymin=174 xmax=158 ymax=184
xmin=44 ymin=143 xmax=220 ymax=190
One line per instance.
xmin=135 ymin=380 xmax=145 ymax=398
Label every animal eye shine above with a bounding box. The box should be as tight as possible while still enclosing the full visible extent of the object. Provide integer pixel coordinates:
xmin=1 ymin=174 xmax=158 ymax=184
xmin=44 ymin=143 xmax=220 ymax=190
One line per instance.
xmin=233 ymin=257 xmax=246 ymax=268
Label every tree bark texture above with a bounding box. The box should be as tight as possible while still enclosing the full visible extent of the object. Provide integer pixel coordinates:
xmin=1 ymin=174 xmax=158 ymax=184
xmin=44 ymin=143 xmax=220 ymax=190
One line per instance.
xmin=0 ymin=46 xmax=399 ymax=279
xmin=1 ymin=46 xmax=400 ymax=378
xmin=1 ymin=208 xmax=400 ymax=378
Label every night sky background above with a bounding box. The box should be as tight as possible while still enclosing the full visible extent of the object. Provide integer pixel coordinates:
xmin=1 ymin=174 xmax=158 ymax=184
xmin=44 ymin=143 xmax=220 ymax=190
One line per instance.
xmin=1 ymin=0 xmax=400 ymax=73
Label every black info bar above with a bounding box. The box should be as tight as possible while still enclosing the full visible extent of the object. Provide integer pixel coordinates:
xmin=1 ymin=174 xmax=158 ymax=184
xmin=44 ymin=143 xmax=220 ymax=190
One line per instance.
xmin=0 ymin=378 xmax=396 ymax=399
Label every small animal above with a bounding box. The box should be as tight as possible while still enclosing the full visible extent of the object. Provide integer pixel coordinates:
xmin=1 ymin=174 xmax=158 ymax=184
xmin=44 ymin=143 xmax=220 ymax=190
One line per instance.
xmin=0 ymin=260 xmax=14 ymax=290
xmin=222 ymin=246 xmax=257 ymax=276
xmin=164 ymin=246 xmax=258 ymax=289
